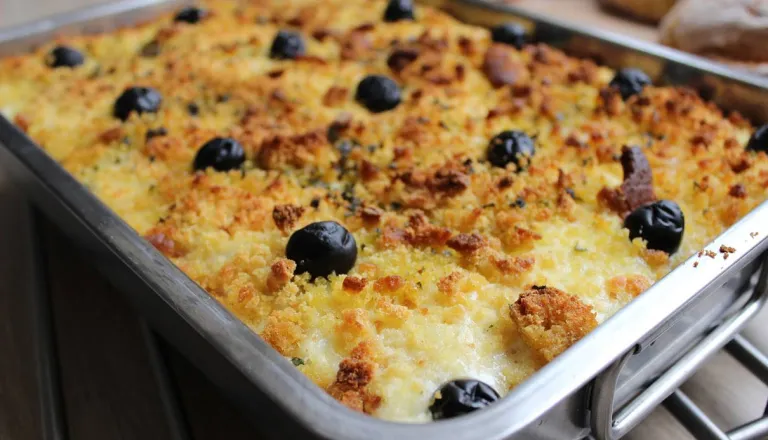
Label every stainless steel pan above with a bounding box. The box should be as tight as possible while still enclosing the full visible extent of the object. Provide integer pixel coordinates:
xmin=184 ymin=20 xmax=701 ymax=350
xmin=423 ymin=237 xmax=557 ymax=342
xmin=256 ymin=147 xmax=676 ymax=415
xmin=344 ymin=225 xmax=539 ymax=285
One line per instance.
xmin=1 ymin=1 xmax=767 ymax=439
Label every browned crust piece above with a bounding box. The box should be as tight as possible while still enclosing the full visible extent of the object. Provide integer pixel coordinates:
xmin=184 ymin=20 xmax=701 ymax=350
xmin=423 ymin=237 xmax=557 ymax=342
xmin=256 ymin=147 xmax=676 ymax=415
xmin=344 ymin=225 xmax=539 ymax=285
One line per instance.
xmin=599 ymin=0 xmax=677 ymax=23
xmin=660 ymin=0 xmax=768 ymax=63
xmin=509 ymin=286 xmax=598 ymax=363
xmin=327 ymin=342 xmax=382 ymax=414
xmin=597 ymin=145 xmax=656 ymax=218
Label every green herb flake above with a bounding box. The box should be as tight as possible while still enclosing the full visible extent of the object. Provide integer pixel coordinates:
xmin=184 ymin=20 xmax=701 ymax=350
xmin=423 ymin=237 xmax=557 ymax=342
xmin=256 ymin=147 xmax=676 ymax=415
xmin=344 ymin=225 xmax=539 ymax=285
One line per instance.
xmin=291 ymin=357 xmax=305 ymax=366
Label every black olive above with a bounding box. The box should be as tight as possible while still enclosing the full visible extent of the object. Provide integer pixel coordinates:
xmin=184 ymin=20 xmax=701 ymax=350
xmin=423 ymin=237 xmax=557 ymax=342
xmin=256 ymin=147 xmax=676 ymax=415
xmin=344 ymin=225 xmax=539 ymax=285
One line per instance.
xmin=490 ymin=22 xmax=527 ymax=49
xmin=487 ymin=130 xmax=535 ymax=171
xmin=174 ymin=6 xmax=208 ymax=24
xmin=47 ymin=46 xmax=85 ymax=68
xmin=286 ymin=221 xmax=357 ymax=279
xmin=746 ymin=125 xmax=768 ymax=154
xmin=609 ymin=68 xmax=652 ymax=101
xmin=113 ymin=87 xmax=162 ymax=121
xmin=429 ymin=379 xmax=500 ymax=420
xmin=355 ymin=75 xmax=402 ymax=113
xmin=269 ymin=30 xmax=306 ymax=60
xmin=187 ymin=102 xmax=200 ymax=116
xmin=624 ymin=200 xmax=685 ymax=254
xmin=193 ymin=137 xmax=246 ymax=172
xmin=384 ymin=0 xmax=415 ymax=22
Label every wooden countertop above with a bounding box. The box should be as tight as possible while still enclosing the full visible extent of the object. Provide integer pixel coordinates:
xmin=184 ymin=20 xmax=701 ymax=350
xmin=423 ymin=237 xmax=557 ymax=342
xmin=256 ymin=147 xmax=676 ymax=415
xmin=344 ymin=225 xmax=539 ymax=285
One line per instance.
xmin=0 ymin=1 xmax=766 ymax=439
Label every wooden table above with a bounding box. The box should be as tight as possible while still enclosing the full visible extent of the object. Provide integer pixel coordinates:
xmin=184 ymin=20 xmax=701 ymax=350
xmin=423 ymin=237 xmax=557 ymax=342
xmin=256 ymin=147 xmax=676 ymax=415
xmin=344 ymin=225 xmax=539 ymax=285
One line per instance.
xmin=0 ymin=1 xmax=766 ymax=439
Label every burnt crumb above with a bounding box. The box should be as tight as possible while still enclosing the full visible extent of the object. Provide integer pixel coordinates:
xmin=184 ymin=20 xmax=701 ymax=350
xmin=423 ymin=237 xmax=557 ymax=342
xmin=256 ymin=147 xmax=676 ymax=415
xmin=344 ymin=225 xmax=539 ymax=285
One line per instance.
xmin=693 ymin=261 xmax=699 ymax=268
xmin=511 ymin=197 xmax=526 ymax=208
xmin=310 ymin=198 xmax=321 ymax=209
xmin=482 ymin=203 xmax=495 ymax=209
xmin=187 ymin=102 xmax=200 ymax=116
xmin=728 ymin=184 xmax=747 ymax=199
xmin=387 ymin=48 xmax=420 ymax=73
xmin=216 ymin=94 xmax=230 ymax=103
xmin=497 ymin=176 xmax=513 ymax=189
xmin=140 ymin=40 xmax=161 ymax=57
xmin=341 ymin=185 xmax=361 ymax=213
xmin=145 ymin=127 xmax=168 ymax=141
xmin=531 ymin=285 xmax=546 ymax=290
xmin=390 ymin=202 xmax=403 ymax=211
xmin=327 ymin=115 xmax=352 ymax=144
xmin=719 ymin=245 xmax=736 ymax=254
xmin=598 ymin=146 xmax=656 ymax=217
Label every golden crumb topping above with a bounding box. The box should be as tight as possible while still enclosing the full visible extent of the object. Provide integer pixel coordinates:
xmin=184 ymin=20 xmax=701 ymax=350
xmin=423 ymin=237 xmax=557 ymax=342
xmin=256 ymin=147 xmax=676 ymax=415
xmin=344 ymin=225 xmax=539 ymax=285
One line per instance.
xmin=1 ymin=0 xmax=767 ymax=422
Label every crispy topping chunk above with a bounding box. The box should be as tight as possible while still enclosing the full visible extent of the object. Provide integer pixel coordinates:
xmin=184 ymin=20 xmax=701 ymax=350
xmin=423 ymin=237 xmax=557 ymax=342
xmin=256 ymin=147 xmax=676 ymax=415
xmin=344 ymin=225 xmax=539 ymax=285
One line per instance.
xmin=266 ymin=258 xmax=296 ymax=293
xmin=598 ymin=146 xmax=657 ymax=217
xmin=482 ymin=44 xmax=528 ymax=88
xmin=272 ymin=204 xmax=306 ymax=232
xmin=343 ymin=276 xmax=368 ymax=293
xmin=509 ymin=286 xmax=597 ymax=363
xmin=447 ymin=233 xmax=487 ymax=254
xmin=327 ymin=343 xmax=381 ymax=414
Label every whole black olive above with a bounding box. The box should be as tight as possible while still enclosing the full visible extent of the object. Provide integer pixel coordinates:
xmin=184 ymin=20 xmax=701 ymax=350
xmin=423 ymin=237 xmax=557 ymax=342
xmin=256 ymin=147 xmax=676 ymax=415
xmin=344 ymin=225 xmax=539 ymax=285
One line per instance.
xmin=624 ymin=200 xmax=685 ymax=254
xmin=429 ymin=379 xmax=500 ymax=420
xmin=355 ymin=75 xmax=402 ymax=113
xmin=746 ymin=125 xmax=768 ymax=154
xmin=609 ymin=68 xmax=652 ymax=101
xmin=384 ymin=0 xmax=415 ymax=22
xmin=286 ymin=221 xmax=357 ymax=279
xmin=47 ymin=46 xmax=85 ymax=68
xmin=113 ymin=87 xmax=162 ymax=121
xmin=193 ymin=137 xmax=246 ymax=172
xmin=270 ymin=30 xmax=306 ymax=60
xmin=174 ymin=6 xmax=208 ymax=24
xmin=490 ymin=23 xmax=527 ymax=49
xmin=487 ymin=130 xmax=536 ymax=171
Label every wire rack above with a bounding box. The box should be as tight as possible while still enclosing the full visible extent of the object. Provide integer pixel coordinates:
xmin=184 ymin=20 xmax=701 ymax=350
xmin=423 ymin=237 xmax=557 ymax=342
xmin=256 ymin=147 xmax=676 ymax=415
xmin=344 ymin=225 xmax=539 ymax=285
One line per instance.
xmin=28 ymin=213 xmax=768 ymax=440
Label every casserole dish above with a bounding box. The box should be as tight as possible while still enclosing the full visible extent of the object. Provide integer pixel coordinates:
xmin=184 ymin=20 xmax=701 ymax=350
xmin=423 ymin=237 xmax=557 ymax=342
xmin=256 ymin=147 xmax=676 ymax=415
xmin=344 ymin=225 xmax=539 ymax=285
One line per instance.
xmin=1 ymin=0 xmax=768 ymax=438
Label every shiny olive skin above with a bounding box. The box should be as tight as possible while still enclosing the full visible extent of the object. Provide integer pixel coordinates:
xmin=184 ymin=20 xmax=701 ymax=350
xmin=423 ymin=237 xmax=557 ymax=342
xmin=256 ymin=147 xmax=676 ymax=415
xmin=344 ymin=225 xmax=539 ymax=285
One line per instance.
xmin=355 ymin=75 xmax=402 ymax=113
xmin=429 ymin=379 xmax=500 ymax=420
xmin=47 ymin=46 xmax=85 ymax=68
xmin=113 ymin=87 xmax=162 ymax=121
xmin=624 ymin=200 xmax=685 ymax=255
xmin=193 ymin=137 xmax=246 ymax=172
xmin=286 ymin=221 xmax=357 ymax=279
xmin=609 ymin=68 xmax=652 ymax=101
xmin=487 ymin=130 xmax=536 ymax=171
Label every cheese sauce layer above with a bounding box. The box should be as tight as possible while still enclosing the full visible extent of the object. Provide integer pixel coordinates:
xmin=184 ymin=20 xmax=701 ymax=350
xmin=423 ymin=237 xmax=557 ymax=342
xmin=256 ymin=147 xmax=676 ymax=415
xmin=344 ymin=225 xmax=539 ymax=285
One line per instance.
xmin=2 ymin=0 xmax=767 ymax=422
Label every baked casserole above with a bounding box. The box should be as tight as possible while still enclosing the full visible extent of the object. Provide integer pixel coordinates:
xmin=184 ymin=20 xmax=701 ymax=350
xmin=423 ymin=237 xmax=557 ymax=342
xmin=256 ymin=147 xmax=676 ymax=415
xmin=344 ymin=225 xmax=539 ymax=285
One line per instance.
xmin=1 ymin=0 xmax=767 ymax=422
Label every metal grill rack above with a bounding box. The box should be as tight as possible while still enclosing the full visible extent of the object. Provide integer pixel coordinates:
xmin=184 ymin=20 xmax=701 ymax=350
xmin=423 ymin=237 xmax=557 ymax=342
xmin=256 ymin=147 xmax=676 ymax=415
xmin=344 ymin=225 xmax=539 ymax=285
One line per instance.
xmin=663 ymin=335 xmax=768 ymax=440
xmin=28 ymin=210 xmax=768 ymax=440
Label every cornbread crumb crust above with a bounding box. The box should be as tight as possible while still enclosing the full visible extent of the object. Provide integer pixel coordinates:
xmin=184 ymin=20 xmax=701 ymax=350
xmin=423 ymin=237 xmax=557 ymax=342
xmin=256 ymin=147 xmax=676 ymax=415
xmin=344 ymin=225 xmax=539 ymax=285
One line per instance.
xmin=509 ymin=286 xmax=598 ymax=363
xmin=1 ymin=0 xmax=767 ymax=422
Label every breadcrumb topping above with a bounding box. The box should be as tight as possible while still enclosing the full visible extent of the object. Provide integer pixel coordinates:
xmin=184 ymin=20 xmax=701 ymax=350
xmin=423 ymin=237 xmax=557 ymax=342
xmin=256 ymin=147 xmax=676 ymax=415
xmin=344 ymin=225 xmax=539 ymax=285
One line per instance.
xmin=1 ymin=0 xmax=766 ymax=422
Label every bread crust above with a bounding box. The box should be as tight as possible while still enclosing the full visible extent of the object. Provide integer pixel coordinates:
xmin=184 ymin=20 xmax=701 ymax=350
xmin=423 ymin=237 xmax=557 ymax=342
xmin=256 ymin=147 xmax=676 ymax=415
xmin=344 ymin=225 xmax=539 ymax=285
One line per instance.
xmin=599 ymin=0 xmax=677 ymax=23
xmin=660 ymin=0 xmax=768 ymax=63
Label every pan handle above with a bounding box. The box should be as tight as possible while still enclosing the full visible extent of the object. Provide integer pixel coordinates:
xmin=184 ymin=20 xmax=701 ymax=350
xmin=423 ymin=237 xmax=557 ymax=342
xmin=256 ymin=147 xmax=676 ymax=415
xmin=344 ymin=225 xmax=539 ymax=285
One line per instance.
xmin=590 ymin=257 xmax=768 ymax=440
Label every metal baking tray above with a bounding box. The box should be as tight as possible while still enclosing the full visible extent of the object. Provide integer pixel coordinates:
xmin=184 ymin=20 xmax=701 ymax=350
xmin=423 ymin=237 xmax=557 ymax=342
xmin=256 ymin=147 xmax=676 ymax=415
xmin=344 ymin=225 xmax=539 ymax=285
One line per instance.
xmin=2 ymin=1 xmax=768 ymax=439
